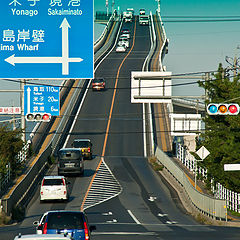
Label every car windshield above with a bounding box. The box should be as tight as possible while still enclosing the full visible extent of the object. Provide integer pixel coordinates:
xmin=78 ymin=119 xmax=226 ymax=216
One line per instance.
xmin=43 ymin=179 xmax=64 ymax=186
xmin=93 ymin=79 xmax=104 ymax=83
xmin=47 ymin=212 xmax=84 ymax=229
xmin=73 ymin=141 xmax=90 ymax=148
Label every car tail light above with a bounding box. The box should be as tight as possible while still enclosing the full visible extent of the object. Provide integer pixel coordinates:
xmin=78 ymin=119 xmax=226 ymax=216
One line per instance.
xmin=87 ymin=147 xmax=91 ymax=153
xmin=43 ymin=223 xmax=48 ymax=234
xmin=40 ymin=191 xmax=43 ymax=195
xmin=41 ymin=179 xmax=45 ymax=186
xmin=84 ymin=222 xmax=89 ymax=240
xmin=64 ymin=191 xmax=66 ymax=195
xmin=62 ymin=178 xmax=65 ymax=186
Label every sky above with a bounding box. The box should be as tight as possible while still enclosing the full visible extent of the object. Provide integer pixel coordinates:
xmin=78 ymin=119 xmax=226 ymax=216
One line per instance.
xmin=95 ymin=0 xmax=240 ymax=96
xmin=1 ymin=0 xmax=240 ymax=105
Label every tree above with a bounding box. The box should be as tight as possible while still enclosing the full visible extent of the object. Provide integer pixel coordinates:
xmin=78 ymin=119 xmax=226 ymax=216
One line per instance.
xmin=0 ymin=123 xmax=23 ymax=177
xmin=198 ymin=64 xmax=240 ymax=192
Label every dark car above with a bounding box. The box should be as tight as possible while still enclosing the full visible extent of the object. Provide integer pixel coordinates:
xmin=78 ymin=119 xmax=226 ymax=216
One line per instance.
xmin=72 ymin=139 xmax=92 ymax=160
xmin=33 ymin=210 xmax=96 ymax=240
xmin=92 ymin=78 xmax=105 ymax=91
xmin=57 ymin=148 xmax=84 ymax=176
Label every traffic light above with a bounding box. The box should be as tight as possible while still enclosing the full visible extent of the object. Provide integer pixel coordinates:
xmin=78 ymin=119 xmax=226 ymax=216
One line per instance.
xmin=25 ymin=113 xmax=51 ymax=122
xmin=207 ymin=103 xmax=239 ymax=115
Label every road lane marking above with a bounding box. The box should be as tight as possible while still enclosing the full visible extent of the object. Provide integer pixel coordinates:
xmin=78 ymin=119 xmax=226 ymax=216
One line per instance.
xmin=127 ymin=210 xmax=141 ymax=225
xmin=92 ymin=232 xmax=157 ymax=235
xmin=81 ymin=18 xmax=137 ymax=211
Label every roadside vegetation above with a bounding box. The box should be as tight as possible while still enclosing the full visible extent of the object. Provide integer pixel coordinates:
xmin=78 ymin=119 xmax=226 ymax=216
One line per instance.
xmin=0 ymin=123 xmax=23 ymax=178
xmin=198 ymin=64 xmax=240 ymax=192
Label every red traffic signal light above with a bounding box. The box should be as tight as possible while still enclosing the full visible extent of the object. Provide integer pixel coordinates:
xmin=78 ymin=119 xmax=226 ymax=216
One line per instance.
xmin=25 ymin=113 xmax=51 ymax=122
xmin=207 ymin=103 xmax=239 ymax=115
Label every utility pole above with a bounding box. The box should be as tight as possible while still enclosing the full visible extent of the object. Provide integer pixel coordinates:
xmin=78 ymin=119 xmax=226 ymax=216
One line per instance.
xmin=112 ymin=0 xmax=115 ymax=15
xmin=156 ymin=0 xmax=161 ymax=13
xmin=20 ymin=79 xmax=26 ymax=143
xmin=225 ymin=45 xmax=240 ymax=78
xmin=106 ymin=0 xmax=109 ymax=17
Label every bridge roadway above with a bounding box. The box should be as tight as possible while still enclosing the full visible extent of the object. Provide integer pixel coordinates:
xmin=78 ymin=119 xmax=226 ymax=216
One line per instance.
xmin=1 ymin=16 xmax=240 ymax=240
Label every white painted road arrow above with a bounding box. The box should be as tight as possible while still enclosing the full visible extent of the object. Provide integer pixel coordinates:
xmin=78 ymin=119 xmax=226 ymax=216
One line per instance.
xmin=4 ymin=18 xmax=83 ymax=75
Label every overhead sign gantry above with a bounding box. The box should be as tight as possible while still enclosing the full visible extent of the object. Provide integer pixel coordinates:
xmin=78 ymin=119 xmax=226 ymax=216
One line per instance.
xmin=0 ymin=0 xmax=94 ymax=79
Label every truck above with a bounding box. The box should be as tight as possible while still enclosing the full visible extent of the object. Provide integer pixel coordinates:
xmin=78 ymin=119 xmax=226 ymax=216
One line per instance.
xmin=139 ymin=15 xmax=149 ymax=25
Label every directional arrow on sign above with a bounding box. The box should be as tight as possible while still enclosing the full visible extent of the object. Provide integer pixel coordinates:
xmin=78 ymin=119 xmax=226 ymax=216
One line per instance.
xmin=4 ymin=18 xmax=83 ymax=75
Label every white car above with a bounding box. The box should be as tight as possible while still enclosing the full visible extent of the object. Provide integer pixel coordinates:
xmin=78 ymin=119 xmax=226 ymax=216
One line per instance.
xmin=118 ymin=40 xmax=129 ymax=48
xmin=120 ymin=33 xmax=130 ymax=39
xmin=116 ymin=45 xmax=126 ymax=52
xmin=40 ymin=176 xmax=69 ymax=202
xmin=139 ymin=9 xmax=145 ymax=15
xmin=14 ymin=234 xmax=71 ymax=240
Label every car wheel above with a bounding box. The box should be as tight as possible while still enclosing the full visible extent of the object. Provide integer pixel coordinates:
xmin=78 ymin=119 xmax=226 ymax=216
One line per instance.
xmin=79 ymin=167 xmax=84 ymax=176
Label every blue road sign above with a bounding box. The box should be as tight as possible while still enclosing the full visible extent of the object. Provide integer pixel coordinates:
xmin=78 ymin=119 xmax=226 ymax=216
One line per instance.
xmin=0 ymin=0 xmax=93 ymax=79
xmin=24 ymin=85 xmax=60 ymax=116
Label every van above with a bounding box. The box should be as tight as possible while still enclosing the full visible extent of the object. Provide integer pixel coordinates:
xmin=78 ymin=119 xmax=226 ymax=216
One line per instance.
xmin=72 ymin=139 xmax=93 ymax=159
xmin=58 ymin=148 xmax=84 ymax=176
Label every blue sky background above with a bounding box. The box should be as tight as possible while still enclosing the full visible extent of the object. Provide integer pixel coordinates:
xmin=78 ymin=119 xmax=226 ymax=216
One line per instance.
xmin=95 ymin=0 xmax=240 ymax=96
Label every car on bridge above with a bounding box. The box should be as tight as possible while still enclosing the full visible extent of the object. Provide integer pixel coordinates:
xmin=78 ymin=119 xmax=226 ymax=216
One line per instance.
xmin=33 ymin=210 xmax=96 ymax=240
xmin=72 ymin=139 xmax=93 ymax=160
xmin=40 ymin=176 xmax=70 ymax=202
xmin=118 ymin=39 xmax=129 ymax=48
xmin=139 ymin=8 xmax=146 ymax=15
xmin=116 ymin=45 xmax=127 ymax=52
xmin=91 ymin=78 xmax=106 ymax=91
xmin=120 ymin=33 xmax=130 ymax=39
xmin=57 ymin=148 xmax=85 ymax=175
xmin=121 ymin=28 xmax=130 ymax=34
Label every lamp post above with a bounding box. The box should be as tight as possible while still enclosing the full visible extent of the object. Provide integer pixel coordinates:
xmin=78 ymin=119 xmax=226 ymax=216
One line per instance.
xmin=106 ymin=0 xmax=109 ymax=17
xmin=112 ymin=0 xmax=115 ymax=15
xmin=156 ymin=0 xmax=161 ymax=13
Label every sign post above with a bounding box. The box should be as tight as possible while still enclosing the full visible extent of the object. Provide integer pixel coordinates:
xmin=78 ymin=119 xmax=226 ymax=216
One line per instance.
xmin=24 ymin=85 xmax=60 ymax=119
xmin=195 ymin=146 xmax=210 ymax=189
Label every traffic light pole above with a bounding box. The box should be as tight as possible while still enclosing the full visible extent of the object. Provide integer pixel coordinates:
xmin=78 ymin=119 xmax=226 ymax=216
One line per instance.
xmin=20 ymin=79 xmax=26 ymax=143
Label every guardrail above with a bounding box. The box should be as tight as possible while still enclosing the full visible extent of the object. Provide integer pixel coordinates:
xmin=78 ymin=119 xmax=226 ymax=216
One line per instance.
xmin=155 ymin=146 xmax=227 ymax=220
xmin=156 ymin=10 xmax=168 ymax=71
xmin=94 ymin=12 xmax=117 ymax=53
xmin=1 ymin=143 xmax=52 ymax=215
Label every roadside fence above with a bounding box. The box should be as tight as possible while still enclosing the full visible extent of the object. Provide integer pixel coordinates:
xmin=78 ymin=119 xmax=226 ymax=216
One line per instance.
xmin=175 ymin=142 xmax=240 ymax=213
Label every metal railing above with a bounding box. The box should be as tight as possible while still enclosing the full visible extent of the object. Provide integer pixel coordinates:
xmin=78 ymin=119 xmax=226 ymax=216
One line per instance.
xmin=155 ymin=146 xmax=227 ymax=220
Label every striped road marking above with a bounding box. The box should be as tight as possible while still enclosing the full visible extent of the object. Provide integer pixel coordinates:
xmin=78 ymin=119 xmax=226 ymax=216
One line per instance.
xmin=82 ymin=158 xmax=122 ymax=210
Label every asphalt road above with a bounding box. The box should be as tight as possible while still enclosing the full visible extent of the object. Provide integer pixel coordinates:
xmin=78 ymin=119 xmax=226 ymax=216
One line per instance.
xmin=1 ymin=17 xmax=240 ymax=240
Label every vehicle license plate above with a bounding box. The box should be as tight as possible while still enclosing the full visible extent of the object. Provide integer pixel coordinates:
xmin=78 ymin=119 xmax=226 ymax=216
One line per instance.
xmin=65 ymin=163 xmax=75 ymax=167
